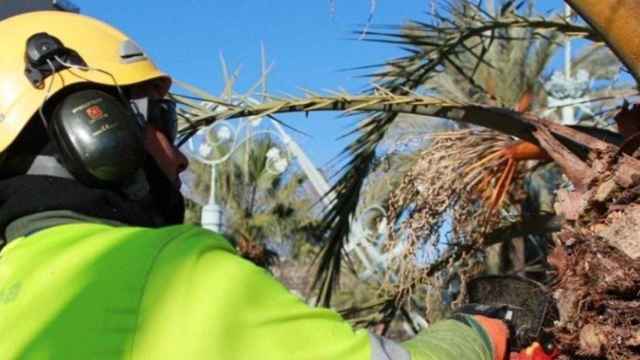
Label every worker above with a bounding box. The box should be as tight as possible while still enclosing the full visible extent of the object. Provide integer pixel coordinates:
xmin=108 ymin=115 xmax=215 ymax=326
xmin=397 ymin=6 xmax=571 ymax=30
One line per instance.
xmin=0 ymin=9 xmax=511 ymax=360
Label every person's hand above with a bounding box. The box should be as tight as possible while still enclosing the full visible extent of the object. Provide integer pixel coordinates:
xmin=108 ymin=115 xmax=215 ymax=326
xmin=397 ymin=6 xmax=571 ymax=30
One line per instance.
xmin=473 ymin=315 xmax=509 ymax=360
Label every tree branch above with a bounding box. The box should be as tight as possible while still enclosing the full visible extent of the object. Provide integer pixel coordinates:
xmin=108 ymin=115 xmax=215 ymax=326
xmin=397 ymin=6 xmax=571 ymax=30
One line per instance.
xmin=484 ymin=214 xmax=562 ymax=246
xmin=532 ymin=125 xmax=596 ymax=191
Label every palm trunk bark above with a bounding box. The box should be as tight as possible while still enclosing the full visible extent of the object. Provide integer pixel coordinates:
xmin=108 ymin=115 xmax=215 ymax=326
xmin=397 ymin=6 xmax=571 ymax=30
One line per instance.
xmin=532 ymin=3 xmax=640 ymax=356
xmin=531 ymin=120 xmax=640 ymax=358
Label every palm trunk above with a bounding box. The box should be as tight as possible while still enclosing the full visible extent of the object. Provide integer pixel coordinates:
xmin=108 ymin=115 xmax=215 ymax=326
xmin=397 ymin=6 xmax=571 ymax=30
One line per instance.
xmin=532 ymin=120 xmax=640 ymax=358
xmin=526 ymin=2 xmax=640 ymax=357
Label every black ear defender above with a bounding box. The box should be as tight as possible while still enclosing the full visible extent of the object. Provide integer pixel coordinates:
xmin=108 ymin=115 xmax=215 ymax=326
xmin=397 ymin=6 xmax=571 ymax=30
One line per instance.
xmin=24 ymin=32 xmax=86 ymax=88
xmin=48 ymin=89 xmax=145 ymax=187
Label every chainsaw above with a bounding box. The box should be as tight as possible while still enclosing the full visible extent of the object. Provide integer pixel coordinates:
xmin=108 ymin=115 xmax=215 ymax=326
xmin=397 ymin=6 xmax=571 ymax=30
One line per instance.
xmin=455 ymin=275 xmax=559 ymax=360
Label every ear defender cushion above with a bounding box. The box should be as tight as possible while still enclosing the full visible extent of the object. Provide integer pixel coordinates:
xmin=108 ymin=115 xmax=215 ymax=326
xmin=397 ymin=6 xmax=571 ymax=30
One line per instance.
xmin=48 ymin=89 xmax=145 ymax=187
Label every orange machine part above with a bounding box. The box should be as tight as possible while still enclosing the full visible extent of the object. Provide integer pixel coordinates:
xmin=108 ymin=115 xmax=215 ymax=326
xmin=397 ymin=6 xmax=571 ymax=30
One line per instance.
xmin=566 ymin=0 xmax=640 ymax=83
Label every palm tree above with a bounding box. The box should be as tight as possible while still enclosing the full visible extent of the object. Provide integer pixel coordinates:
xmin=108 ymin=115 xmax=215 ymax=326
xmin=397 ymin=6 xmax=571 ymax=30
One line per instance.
xmin=218 ymin=135 xmax=320 ymax=259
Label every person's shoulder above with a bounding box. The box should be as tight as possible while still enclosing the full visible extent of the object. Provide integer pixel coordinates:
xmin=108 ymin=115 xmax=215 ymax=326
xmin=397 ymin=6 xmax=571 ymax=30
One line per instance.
xmin=43 ymin=223 xmax=235 ymax=257
xmin=137 ymin=224 xmax=236 ymax=254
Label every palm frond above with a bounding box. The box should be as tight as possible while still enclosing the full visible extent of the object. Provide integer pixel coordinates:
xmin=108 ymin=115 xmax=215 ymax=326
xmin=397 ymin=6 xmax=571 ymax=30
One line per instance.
xmin=177 ymin=93 xmax=620 ymax=151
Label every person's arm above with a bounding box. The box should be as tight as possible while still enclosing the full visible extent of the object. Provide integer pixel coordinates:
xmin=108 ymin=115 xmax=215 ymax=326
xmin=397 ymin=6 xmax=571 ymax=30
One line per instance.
xmin=137 ymin=227 xmax=506 ymax=360
xmin=403 ymin=315 xmax=508 ymax=360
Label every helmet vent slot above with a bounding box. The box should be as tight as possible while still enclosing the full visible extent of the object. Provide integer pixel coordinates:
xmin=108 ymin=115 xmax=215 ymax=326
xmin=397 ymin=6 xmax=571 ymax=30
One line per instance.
xmin=119 ymin=40 xmax=147 ymax=64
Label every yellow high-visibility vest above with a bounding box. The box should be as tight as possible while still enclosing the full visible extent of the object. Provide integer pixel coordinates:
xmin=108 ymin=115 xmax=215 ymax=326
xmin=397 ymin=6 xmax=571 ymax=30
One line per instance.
xmin=0 ymin=223 xmax=371 ymax=359
xmin=0 ymin=222 xmax=493 ymax=360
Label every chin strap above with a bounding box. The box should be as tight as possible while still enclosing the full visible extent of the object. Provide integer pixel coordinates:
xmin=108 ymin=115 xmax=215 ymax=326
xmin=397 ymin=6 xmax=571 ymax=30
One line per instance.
xmin=26 ymin=155 xmax=150 ymax=201
xmin=121 ymin=169 xmax=150 ymax=201
xmin=26 ymin=155 xmax=73 ymax=179
xmin=4 ymin=210 xmax=125 ymax=243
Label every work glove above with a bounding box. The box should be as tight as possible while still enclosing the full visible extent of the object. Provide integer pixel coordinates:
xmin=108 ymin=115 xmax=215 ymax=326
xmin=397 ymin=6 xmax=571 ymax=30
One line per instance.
xmin=509 ymin=342 xmax=558 ymax=360
xmin=473 ymin=315 xmax=509 ymax=360
xmin=458 ymin=307 xmax=558 ymax=360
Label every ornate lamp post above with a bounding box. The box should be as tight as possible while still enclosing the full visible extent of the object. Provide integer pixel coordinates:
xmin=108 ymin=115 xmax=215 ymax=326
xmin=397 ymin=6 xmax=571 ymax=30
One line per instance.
xmin=544 ymin=69 xmax=593 ymax=125
xmin=186 ymin=119 xmax=289 ymax=233
xmin=543 ymin=4 xmax=594 ymax=125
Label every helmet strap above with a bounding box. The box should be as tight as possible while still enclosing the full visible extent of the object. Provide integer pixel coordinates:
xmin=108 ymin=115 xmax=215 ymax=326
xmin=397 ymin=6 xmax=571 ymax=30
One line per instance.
xmin=26 ymin=154 xmax=151 ymax=201
xmin=121 ymin=169 xmax=150 ymax=201
xmin=25 ymin=155 xmax=73 ymax=179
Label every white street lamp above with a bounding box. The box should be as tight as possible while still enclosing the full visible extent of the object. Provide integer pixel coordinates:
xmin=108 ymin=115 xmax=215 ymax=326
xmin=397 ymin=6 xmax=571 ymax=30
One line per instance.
xmin=543 ymin=5 xmax=595 ymax=125
xmin=186 ymin=119 xmax=291 ymax=233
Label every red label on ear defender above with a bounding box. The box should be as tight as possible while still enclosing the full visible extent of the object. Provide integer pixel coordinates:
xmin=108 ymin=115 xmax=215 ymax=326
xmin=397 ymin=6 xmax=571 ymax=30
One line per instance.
xmin=86 ymin=105 xmax=104 ymax=121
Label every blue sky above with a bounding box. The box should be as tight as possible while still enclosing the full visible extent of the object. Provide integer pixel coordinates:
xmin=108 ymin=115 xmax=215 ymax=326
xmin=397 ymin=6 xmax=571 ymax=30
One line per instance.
xmin=74 ymin=0 xmax=568 ymax=170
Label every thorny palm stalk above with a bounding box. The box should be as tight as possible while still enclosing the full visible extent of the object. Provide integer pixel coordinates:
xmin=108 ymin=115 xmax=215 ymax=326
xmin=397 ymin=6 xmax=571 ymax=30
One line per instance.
xmin=176 ymin=91 xmax=625 ymax=306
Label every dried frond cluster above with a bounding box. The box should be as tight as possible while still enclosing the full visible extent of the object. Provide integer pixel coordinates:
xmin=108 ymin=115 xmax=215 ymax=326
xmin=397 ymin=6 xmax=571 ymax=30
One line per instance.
xmin=382 ymin=130 xmax=514 ymax=296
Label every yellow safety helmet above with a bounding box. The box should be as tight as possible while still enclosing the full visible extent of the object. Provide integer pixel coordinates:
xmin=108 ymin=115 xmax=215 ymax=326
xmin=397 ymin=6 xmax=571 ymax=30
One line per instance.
xmin=0 ymin=10 xmax=171 ymax=153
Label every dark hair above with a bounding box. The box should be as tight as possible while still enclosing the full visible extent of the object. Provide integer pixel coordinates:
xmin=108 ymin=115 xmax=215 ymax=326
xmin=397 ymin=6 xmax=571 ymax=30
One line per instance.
xmin=0 ymin=114 xmax=49 ymax=178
